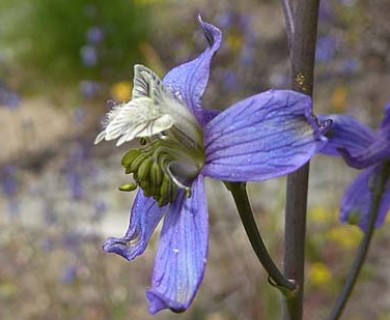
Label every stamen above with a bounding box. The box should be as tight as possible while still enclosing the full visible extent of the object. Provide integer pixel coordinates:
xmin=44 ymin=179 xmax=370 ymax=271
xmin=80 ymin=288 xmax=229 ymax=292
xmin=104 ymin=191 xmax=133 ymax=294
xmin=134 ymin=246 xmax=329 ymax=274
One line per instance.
xmin=119 ymin=183 xmax=138 ymax=192
xmin=166 ymin=163 xmax=192 ymax=197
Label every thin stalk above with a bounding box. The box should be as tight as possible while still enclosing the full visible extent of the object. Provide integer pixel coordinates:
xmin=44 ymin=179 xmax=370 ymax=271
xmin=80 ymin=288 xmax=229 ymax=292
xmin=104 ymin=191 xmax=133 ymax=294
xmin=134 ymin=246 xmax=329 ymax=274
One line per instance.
xmin=328 ymin=164 xmax=390 ymax=320
xmin=228 ymin=182 xmax=296 ymax=292
xmin=281 ymin=1 xmax=320 ymax=320
xmin=281 ymin=0 xmax=295 ymax=50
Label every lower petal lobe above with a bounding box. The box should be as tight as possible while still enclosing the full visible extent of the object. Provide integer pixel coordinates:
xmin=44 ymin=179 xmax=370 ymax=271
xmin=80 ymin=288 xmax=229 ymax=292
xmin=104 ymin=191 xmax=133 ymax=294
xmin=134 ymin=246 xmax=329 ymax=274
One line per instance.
xmin=102 ymin=190 xmax=165 ymax=261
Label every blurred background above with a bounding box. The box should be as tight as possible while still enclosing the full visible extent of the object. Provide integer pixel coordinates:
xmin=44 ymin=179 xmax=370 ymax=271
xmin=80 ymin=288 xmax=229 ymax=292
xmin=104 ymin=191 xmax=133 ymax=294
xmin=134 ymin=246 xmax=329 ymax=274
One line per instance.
xmin=1 ymin=0 xmax=390 ymax=319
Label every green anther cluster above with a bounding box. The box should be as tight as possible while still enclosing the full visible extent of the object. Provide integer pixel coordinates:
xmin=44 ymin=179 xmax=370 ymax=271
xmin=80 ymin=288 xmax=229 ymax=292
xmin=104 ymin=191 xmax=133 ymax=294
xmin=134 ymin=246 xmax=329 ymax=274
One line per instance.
xmin=120 ymin=141 xmax=181 ymax=207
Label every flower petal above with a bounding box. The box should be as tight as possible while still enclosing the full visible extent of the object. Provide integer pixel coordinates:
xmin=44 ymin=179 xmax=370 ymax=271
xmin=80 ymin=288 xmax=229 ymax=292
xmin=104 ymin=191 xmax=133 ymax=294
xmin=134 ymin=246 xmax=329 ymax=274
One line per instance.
xmin=341 ymin=165 xmax=390 ymax=231
xmin=102 ymin=190 xmax=165 ymax=260
xmin=146 ymin=175 xmax=208 ymax=314
xmin=95 ymin=97 xmax=174 ymax=146
xmin=163 ymin=16 xmax=221 ymax=126
xmin=338 ymin=143 xmax=390 ymax=169
xmin=132 ymin=64 xmax=164 ymax=100
xmin=318 ymin=114 xmax=376 ymax=157
xmin=202 ymin=90 xmax=327 ymax=181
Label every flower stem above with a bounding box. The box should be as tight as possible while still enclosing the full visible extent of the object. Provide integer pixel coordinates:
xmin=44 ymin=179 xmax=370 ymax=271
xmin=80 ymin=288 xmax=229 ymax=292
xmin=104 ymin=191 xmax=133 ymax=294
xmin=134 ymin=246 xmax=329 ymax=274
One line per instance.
xmin=281 ymin=0 xmax=295 ymax=51
xmin=328 ymin=164 xmax=390 ymax=320
xmin=281 ymin=1 xmax=320 ymax=319
xmin=227 ymin=182 xmax=296 ymax=293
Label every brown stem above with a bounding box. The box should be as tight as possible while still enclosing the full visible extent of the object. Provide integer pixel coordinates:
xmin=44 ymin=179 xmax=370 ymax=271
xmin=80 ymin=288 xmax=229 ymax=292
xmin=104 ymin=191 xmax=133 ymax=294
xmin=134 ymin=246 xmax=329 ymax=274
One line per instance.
xmin=281 ymin=1 xmax=320 ymax=319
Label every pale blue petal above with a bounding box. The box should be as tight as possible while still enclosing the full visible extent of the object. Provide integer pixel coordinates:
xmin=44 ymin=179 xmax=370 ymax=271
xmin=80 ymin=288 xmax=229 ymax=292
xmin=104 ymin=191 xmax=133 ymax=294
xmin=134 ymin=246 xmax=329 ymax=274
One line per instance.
xmin=318 ymin=114 xmax=376 ymax=157
xmin=202 ymin=90 xmax=327 ymax=181
xmin=341 ymin=165 xmax=390 ymax=231
xmin=147 ymin=176 xmax=208 ymax=314
xmin=163 ymin=16 xmax=221 ymax=126
xmin=102 ymin=190 xmax=165 ymax=260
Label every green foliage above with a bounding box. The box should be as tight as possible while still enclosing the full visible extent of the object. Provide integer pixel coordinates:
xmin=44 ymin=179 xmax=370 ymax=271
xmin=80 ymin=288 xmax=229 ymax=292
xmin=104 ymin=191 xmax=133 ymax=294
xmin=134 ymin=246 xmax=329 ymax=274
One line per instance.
xmin=0 ymin=0 xmax=149 ymax=88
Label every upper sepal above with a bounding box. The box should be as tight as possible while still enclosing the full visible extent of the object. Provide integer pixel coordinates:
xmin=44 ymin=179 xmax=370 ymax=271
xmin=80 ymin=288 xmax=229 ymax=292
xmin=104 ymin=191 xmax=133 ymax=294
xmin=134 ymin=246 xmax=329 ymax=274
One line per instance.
xmin=163 ymin=16 xmax=221 ymax=126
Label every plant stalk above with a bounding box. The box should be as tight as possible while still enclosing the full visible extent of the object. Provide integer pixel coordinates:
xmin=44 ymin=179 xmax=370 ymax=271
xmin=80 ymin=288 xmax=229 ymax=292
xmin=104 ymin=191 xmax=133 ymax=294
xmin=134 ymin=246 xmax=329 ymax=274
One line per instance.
xmin=281 ymin=1 xmax=320 ymax=319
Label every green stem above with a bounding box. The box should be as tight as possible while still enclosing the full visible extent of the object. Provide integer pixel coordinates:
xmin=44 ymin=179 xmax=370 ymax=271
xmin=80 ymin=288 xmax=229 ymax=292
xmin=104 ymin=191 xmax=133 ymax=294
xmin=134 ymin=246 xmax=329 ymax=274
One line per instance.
xmin=281 ymin=1 xmax=320 ymax=319
xmin=328 ymin=164 xmax=390 ymax=320
xmin=227 ymin=182 xmax=296 ymax=293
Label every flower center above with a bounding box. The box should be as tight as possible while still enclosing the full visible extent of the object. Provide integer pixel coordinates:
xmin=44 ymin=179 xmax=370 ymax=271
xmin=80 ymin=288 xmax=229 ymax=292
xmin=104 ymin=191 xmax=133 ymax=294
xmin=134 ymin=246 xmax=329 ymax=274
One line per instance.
xmin=121 ymin=127 xmax=205 ymax=207
xmin=94 ymin=64 xmax=206 ymax=206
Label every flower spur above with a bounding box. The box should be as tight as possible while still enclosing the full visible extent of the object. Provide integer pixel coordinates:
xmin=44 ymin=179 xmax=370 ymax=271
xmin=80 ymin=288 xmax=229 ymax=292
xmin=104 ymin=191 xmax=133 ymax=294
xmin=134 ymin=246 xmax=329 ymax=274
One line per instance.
xmin=319 ymin=108 xmax=390 ymax=231
xmin=95 ymin=17 xmax=327 ymax=314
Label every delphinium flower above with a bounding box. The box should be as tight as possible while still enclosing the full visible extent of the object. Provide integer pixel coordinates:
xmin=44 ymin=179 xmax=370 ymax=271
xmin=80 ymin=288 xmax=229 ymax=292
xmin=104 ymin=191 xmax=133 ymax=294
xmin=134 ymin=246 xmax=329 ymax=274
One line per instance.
xmin=87 ymin=26 xmax=105 ymax=44
xmin=65 ymin=143 xmax=90 ymax=200
xmin=80 ymin=45 xmax=98 ymax=67
xmin=80 ymin=80 xmax=100 ymax=99
xmin=0 ymin=83 xmax=20 ymax=109
xmin=319 ymin=107 xmax=390 ymax=231
xmin=95 ymin=17 xmax=328 ymax=314
xmin=0 ymin=165 xmax=20 ymax=216
xmin=316 ymin=35 xmax=338 ymax=63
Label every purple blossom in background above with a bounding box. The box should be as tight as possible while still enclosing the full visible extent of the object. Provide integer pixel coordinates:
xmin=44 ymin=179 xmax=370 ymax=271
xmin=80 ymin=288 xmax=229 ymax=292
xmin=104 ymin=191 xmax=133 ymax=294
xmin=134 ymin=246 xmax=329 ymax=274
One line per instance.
xmin=0 ymin=83 xmax=20 ymax=109
xmin=340 ymin=0 xmax=357 ymax=7
xmin=87 ymin=26 xmax=104 ymax=44
xmin=62 ymin=231 xmax=83 ymax=256
xmin=1 ymin=165 xmax=19 ymax=197
xmin=73 ymin=107 xmax=86 ymax=126
xmin=341 ymin=58 xmax=360 ymax=75
xmin=221 ymin=70 xmax=239 ymax=91
xmin=93 ymin=200 xmax=107 ymax=221
xmin=217 ymin=11 xmax=255 ymax=66
xmin=95 ymin=17 xmax=328 ymax=314
xmin=1 ymin=166 xmax=20 ymax=217
xmin=316 ymin=35 xmax=338 ymax=63
xmin=80 ymin=45 xmax=98 ymax=67
xmin=319 ymin=1 xmax=335 ymax=23
xmin=66 ymin=164 xmax=84 ymax=201
xmin=80 ymin=80 xmax=100 ymax=99
xmin=65 ymin=143 xmax=90 ymax=200
xmin=319 ymin=107 xmax=390 ymax=231
xmin=61 ymin=265 xmax=78 ymax=285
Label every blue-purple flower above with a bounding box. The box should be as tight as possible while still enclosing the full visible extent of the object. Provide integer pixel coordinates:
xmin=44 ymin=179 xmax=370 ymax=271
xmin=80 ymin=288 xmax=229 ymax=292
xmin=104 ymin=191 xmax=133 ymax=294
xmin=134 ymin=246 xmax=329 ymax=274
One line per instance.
xmin=95 ymin=17 xmax=327 ymax=314
xmin=319 ymin=107 xmax=390 ymax=231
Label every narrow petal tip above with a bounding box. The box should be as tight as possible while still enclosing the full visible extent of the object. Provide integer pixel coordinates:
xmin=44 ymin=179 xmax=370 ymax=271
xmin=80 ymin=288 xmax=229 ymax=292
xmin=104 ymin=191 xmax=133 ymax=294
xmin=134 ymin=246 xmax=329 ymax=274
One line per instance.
xmin=197 ymin=15 xmax=222 ymax=48
xmin=147 ymin=290 xmax=187 ymax=315
xmin=102 ymin=237 xmax=132 ymax=260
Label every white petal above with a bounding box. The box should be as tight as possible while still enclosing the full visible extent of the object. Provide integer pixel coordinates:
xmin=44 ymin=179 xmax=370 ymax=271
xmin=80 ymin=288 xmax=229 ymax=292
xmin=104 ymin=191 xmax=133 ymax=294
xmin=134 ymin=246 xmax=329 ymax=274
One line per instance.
xmin=103 ymin=98 xmax=175 ymax=144
xmin=132 ymin=64 xmax=164 ymax=100
xmin=95 ymin=65 xmax=202 ymax=147
xmin=94 ymin=130 xmax=106 ymax=145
